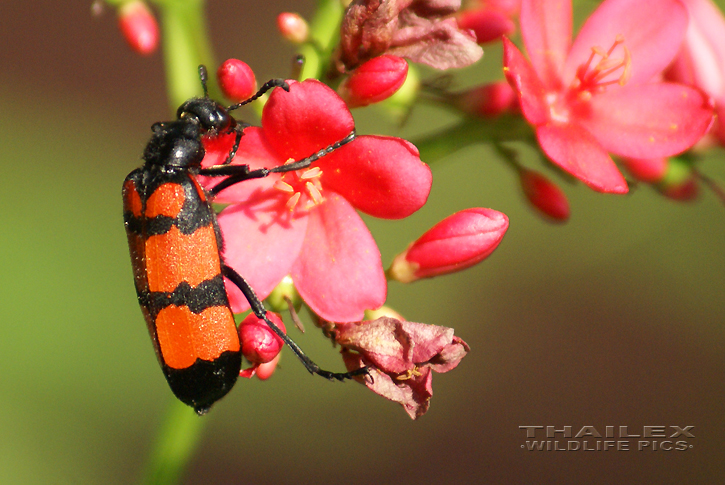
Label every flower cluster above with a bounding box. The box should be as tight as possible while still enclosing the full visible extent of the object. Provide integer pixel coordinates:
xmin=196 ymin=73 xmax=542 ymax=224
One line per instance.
xmin=113 ymin=0 xmax=725 ymax=419
xmin=197 ymin=65 xmax=504 ymax=417
xmin=503 ymin=0 xmax=713 ymax=194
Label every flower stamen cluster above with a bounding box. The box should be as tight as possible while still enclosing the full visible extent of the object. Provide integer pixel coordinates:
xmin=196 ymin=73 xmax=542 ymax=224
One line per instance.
xmin=573 ymin=35 xmax=631 ymax=95
xmin=273 ymin=162 xmax=325 ymax=212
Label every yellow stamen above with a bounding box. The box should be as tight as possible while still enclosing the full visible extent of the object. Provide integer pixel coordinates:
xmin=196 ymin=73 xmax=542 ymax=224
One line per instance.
xmin=286 ymin=192 xmax=301 ymax=211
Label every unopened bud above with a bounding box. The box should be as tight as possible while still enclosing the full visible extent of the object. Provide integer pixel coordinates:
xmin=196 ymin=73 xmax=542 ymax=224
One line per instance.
xmin=338 ymin=55 xmax=409 ymax=108
xmin=238 ymin=312 xmax=286 ymax=365
xmin=657 ymin=158 xmax=699 ymax=201
xmin=277 ymin=12 xmax=309 ymax=44
xmin=253 ymin=354 xmax=282 ymax=380
xmin=452 ymin=82 xmax=517 ymax=117
xmin=620 ymin=157 xmax=668 ymax=183
xmin=457 ymin=8 xmax=516 ymax=44
xmin=519 ymin=169 xmax=570 ymax=222
xmin=266 ymin=275 xmax=302 ymax=314
xmin=217 ymin=59 xmax=257 ymax=103
xmin=388 ymin=208 xmax=508 ymax=283
xmin=117 ymin=1 xmax=159 ymax=56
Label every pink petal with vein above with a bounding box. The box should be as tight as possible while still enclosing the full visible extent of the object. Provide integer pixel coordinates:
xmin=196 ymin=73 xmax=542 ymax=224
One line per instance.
xmin=582 ymin=83 xmax=714 ymax=158
xmin=262 ymin=80 xmax=355 ymax=161
xmin=520 ymin=0 xmax=571 ymax=89
xmin=502 ymin=37 xmax=549 ymax=125
xmin=291 ymin=193 xmax=386 ymax=322
xmin=218 ymin=195 xmax=309 ymax=313
xmin=319 ymin=136 xmax=432 ymax=219
xmin=536 ymin=122 xmax=628 ymax=193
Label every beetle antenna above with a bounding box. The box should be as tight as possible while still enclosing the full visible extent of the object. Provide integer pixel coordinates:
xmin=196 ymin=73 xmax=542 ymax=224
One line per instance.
xmin=227 ymin=79 xmax=290 ymax=112
xmin=198 ymin=65 xmax=210 ymax=98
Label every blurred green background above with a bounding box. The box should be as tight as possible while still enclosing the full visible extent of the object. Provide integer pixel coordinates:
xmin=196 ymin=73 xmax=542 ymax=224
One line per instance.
xmin=1 ymin=1 xmax=723 ymax=483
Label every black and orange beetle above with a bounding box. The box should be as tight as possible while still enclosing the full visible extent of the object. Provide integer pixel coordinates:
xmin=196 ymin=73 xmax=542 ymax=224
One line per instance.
xmin=123 ymin=66 xmax=360 ymax=414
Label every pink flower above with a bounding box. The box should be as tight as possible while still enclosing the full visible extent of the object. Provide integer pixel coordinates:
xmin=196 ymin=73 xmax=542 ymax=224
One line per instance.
xmin=503 ymin=0 xmax=714 ymax=194
xmin=336 ymin=317 xmax=469 ymax=419
xmin=202 ymin=80 xmax=432 ymax=322
xmin=665 ymin=0 xmax=725 ymax=146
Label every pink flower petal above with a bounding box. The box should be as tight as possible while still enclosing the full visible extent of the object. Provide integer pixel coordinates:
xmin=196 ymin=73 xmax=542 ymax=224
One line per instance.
xmin=502 ymin=37 xmax=550 ymax=125
xmin=388 ymin=17 xmax=483 ymax=70
xmin=536 ymin=122 xmax=628 ymax=193
xmin=291 ymin=193 xmax=386 ymax=322
xmin=201 ymin=127 xmax=284 ymax=204
xmin=564 ymin=0 xmax=688 ymax=85
xmin=262 ymin=80 xmax=355 ymax=161
xmin=582 ymin=83 xmax=714 ymax=158
xmin=336 ymin=319 xmax=413 ymax=374
xmin=520 ymin=0 xmax=571 ymax=89
xmin=400 ymin=320 xmax=457 ymax=364
xmin=341 ymin=351 xmax=433 ymax=420
xmin=428 ymin=336 xmax=470 ymax=374
xmin=217 ymin=194 xmax=309 ymax=313
xmin=675 ymin=0 xmax=725 ymax=98
xmin=319 ymin=135 xmax=432 ymax=219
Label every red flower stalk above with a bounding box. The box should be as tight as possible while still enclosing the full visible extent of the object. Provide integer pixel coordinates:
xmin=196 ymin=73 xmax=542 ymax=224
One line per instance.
xmin=388 ymin=208 xmax=508 ymax=283
xmin=338 ymin=55 xmax=409 ymax=108
xmin=276 ymin=12 xmax=309 ymax=44
xmin=665 ymin=0 xmax=725 ymax=146
xmin=519 ymin=169 xmax=570 ymax=222
xmin=202 ymin=80 xmax=432 ymax=322
xmin=238 ymin=312 xmax=286 ymax=379
xmin=337 ymin=317 xmax=469 ymax=419
xmin=336 ymin=0 xmax=482 ymax=72
xmin=217 ymin=59 xmax=257 ymax=103
xmin=117 ymin=1 xmax=159 ymax=56
xmin=503 ymin=0 xmax=714 ymax=194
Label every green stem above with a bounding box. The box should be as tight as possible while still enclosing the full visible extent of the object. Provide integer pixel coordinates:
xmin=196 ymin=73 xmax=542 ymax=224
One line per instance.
xmin=413 ymin=115 xmax=533 ymax=164
xmin=299 ymin=0 xmax=345 ymax=80
xmin=155 ymin=0 xmax=217 ymax=109
xmin=140 ymin=398 xmax=206 ymax=485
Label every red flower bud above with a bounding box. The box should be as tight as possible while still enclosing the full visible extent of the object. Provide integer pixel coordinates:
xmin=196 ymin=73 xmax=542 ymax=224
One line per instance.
xmin=620 ymin=157 xmax=668 ymax=183
xmin=238 ymin=312 xmax=285 ymax=365
xmin=452 ymin=82 xmax=517 ymax=117
xmin=388 ymin=208 xmax=508 ymax=283
xmin=117 ymin=1 xmax=159 ymax=56
xmin=657 ymin=158 xmax=699 ymax=201
xmin=338 ymin=55 xmax=409 ymax=108
xmin=217 ymin=59 xmax=257 ymax=103
xmin=252 ymin=354 xmax=282 ymax=381
xmin=277 ymin=12 xmax=309 ymax=44
xmin=519 ymin=170 xmax=570 ymax=222
xmin=457 ymin=8 xmax=516 ymax=44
